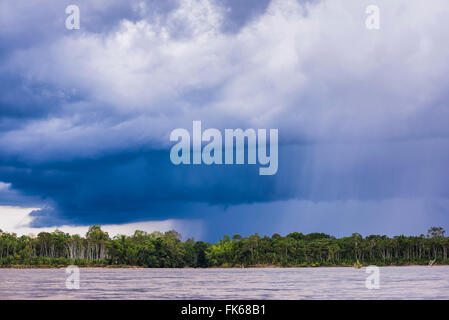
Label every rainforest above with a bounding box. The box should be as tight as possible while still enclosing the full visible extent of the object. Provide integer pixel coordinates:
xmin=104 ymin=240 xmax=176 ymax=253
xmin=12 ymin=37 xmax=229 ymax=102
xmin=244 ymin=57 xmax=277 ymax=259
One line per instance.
xmin=0 ymin=226 xmax=447 ymax=268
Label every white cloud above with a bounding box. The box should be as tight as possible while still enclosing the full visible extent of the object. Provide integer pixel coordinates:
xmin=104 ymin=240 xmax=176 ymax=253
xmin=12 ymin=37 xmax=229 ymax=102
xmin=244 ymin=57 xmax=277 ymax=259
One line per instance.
xmin=0 ymin=205 xmax=203 ymax=239
xmin=2 ymin=0 xmax=449 ymax=163
xmin=0 ymin=206 xmax=40 ymax=233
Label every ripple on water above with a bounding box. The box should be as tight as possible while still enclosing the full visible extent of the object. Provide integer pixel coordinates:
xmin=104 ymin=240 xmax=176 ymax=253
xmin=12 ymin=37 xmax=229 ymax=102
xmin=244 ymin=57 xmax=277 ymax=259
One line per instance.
xmin=1 ymin=266 xmax=449 ymax=299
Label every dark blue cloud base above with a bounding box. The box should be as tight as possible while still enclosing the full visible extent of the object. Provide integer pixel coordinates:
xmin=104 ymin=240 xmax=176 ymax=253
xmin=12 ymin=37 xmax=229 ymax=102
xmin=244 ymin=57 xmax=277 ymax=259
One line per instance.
xmin=0 ymin=0 xmax=448 ymax=240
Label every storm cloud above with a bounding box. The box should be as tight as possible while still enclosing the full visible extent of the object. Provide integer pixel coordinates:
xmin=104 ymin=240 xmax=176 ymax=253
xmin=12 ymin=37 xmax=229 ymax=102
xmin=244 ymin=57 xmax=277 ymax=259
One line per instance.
xmin=1 ymin=0 xmax=449 ymax=239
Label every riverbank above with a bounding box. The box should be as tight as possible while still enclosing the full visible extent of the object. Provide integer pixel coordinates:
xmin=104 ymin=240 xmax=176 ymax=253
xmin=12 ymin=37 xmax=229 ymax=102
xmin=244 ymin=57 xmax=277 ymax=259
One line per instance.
xmin=0 ymin=262 xmax=443 ymax=269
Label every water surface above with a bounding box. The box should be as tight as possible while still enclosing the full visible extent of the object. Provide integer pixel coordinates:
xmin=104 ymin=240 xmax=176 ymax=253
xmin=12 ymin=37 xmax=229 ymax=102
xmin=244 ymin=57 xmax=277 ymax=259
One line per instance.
xmin=1 ymin=266 xmax=448 ymax=299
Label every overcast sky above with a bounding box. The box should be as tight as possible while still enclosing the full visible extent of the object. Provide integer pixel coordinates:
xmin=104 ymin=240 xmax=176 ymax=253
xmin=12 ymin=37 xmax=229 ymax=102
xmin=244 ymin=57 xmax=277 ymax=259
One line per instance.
xmin=0 ymin=0 xmax=448 ymax=240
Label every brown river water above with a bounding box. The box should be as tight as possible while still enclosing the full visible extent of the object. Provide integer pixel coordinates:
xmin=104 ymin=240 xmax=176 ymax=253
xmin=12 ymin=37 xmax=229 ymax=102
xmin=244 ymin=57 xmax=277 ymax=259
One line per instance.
xmin=0 ymin=266 xmax=448 ymax=299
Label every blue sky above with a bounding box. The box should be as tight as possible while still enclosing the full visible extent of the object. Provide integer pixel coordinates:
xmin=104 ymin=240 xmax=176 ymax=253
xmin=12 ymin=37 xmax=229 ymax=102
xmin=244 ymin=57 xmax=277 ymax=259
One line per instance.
xmin=0 ymin=0 xmax=449 ymax=241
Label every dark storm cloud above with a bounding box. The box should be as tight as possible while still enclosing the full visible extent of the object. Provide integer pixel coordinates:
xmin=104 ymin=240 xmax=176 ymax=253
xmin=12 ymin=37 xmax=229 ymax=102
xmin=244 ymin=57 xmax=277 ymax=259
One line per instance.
xmin=2 ymin=139 xmax=449 ymax=228
xmin=0 ymin=0 xmax=449 ymax=236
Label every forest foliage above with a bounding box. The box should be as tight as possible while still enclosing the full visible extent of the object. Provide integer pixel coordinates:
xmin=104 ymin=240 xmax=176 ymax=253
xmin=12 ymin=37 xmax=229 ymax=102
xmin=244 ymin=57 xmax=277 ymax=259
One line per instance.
xmin=0 ymin=225 xmax=448 ymax=267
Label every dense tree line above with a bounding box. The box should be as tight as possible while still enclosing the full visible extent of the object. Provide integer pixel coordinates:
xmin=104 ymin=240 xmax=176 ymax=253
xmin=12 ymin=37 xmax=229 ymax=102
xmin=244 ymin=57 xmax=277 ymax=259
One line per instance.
xmin=0 ymin=225 xmax=448 ymax=267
